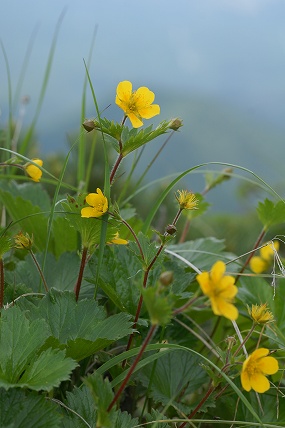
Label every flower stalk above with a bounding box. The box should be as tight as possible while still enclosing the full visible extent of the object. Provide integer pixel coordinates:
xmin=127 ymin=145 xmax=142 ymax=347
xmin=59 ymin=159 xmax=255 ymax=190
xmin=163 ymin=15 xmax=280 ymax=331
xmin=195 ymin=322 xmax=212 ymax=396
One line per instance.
xmin=107 ymin=323 xmax=157 ymax=412
xmin=74 ymin=246 xmax=88 ymax=301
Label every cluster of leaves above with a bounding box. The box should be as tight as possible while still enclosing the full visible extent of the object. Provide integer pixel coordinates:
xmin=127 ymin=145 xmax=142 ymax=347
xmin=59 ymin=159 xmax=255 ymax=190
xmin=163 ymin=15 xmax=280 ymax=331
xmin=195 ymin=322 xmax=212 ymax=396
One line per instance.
xmin=1 ymin=79 xmax=285 ymax=428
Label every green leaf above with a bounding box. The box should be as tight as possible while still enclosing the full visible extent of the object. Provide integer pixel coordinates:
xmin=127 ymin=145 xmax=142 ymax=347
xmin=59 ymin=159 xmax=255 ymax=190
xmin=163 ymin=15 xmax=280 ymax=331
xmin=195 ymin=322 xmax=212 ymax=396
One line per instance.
xmin=0 ymin=182 xmax=50 ymax=251
xmin=0 ymin=388 xmax=61 ymax=428
xmin=0 ymin=306 xmax=77 ymax=391
xmin=138 ymin=350 xmax=208 ymax=413
xmin=257 ymin=198 xmax=285 ymax=229
xmin=142 ymin=286 xmax=173 ymax=326
xmin=84 ymin=371 xmax=116 ymax=428
xmin=121 ymin=120 xmax=172 ymax=157
xmin=18 ymin=348 xmax=77 ymax=391
xmin=52 ymin=216 xmax=78 ymax=256
xmin=114 ymin=411 xmax=138 ymax=428
xmin=88 ymin=246 xmax=142 ymax=313
xmin=62 ymin=385 xmax=97 ymax=428
xmin=0 ymin=306 xmax=49 ymax=385
xmin=167 ymin=237 xmax=232 ymax=271
xmin=17 ymin=289 xmax=133 ymax=361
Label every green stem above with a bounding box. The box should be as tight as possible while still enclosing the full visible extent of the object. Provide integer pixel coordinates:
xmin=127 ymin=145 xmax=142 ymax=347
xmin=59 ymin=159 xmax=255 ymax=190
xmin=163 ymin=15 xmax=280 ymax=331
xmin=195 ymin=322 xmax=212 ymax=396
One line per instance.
xmin=74 ymin=246 xmax=88 ymax=301
xmin=107 ymin=323 xmax=157 ymax=412
xmin=0 ymin=258 xmax=4 ymax=308
xmin=28 ymin=249 xmax=49 ymax=293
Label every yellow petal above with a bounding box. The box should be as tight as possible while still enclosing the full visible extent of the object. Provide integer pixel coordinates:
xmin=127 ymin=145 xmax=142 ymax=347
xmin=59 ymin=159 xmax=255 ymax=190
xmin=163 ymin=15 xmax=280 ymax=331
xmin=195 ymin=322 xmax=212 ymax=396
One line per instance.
xmin=81 ymin=207 xmax=98 ymax=218
xmin=250 ymin=372 xmax=270 ymax=393
xmin=139 ymin=104 xmax=161 ymax=119
xmin=250 ymin=256 xmax=267 ymax=273
xmin=127 ymin=112 xmax=143 ymax=128
xmin=134 ymin=86 xmax=155 ymax=106
xmin=215 ymin=298 xmax=239 ymax=320
xmin=86 ymin=192 xmax=101 ymax=207
xmin=251 ymin=348 xmax=270 ymax=359
xmin=241 ymin=369 xmax=251 ymax=391
xmin=211 ymin=261 xmax=225 ymax=283
xmin=116 ymin=81 xmax=132 ymax=104
xmin=219 ymin=281 xmax=238 ymax=299
xmin=25 ymin=159 xmax=43 ymax=182
xmin=196 ymin=272 xmax=211 ymax=295
xmin=258 ymin=356 xmax=279 ymax=375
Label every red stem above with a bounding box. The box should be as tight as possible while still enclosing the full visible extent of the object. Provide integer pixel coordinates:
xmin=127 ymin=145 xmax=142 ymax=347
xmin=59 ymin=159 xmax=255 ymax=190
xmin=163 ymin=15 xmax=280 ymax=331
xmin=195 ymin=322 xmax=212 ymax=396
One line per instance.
xmin=107 ymin=323 xmax=157 ymax=412
xmin=74 ymin=246 xmax=88 ymax=301
xmin=234 ymin=227 xmax=266 ymax=284
xmin=179 ymin=385 xmax=215 ymax=427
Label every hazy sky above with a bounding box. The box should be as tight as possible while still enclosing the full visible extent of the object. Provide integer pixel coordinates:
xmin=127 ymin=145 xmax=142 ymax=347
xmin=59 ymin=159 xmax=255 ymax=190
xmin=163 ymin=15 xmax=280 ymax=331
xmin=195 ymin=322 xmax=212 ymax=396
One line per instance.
xmin=1 ymin=0 xmax=285 ymax=152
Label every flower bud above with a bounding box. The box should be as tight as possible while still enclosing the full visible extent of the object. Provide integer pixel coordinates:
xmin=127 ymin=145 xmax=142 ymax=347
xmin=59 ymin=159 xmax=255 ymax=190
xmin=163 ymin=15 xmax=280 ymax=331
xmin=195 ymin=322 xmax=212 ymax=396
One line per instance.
xmin=159 ymin=271 xmax=174 ymax=286
xmin=14 ymin=231 xmax=33 ymax=250
xmin=83 ymin=119 xmax=96 ymax=132
xmin=165 ymin=224 xmax=177 ymax=236
xmin=169 ymin=118 xmax=183 ymax=131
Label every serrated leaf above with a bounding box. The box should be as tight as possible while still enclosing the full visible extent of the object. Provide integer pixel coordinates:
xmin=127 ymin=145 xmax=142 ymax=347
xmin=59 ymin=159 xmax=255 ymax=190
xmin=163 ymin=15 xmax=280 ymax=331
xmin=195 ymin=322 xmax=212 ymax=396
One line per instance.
xmin=62 ymin=385 xmax=97 ymax=428
xmin=129 ymin=231 xmax=163 ymax=268
xmin=0 ymin=306 xmax=77 ymax=391
xmin=139 ymin=350 xmax=208 ymax=414
xmin=0 ymin=388 xmax=61 ymax=428
xmin=84 ymin=371 xmax=116 ymax=428
xmin=18 ymin=348 xmax=77 ymax=391
xmin=121 ymin=120 xmax=172 ymax=156
xmin=114 ymin=411 xmax=138 ymax=428
xmin=89 ymin=246 xmax=142 ymax=312
xmin=17 ymin=289 xmax=133 ymax=361
xmin=0 ymin=306 xmax=49 ymax=386
xmin=257 ymin=198 xmax=285 ymax=229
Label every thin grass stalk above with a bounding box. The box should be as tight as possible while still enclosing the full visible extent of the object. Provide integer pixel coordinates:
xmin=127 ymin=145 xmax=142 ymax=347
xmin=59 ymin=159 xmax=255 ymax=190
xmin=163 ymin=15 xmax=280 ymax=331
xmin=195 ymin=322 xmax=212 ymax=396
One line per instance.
xmin=19 ymin=9 xmax=66 ymax=155
xmin=77 ymin=26 xmax=98 ymax=189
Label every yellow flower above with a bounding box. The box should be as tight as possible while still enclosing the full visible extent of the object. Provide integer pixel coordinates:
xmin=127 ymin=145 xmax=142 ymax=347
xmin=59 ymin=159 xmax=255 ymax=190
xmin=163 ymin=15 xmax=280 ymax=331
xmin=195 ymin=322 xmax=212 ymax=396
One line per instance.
xmin=241 ymin=348 xmax=279 ymax=393
xmin=25 ymin=158 xmax=43 ymax=182
xmin=248 ymin=303 xmax=274 ymax=325
xmin=14 ymin=231 xmax=33 ymax=250
xmin=108 ymin=232 xmax=128 ymax=245
xmin=250 ymin=241 xmax=279 ymax=274
xmin=115 ymin=80 xmax=160 ymax=128
xmin=81 ymin=188 xmax=108 ymax=218
xmin=196 ymin=261 xmax=238 ymax=320
xmin=175 ymin=190 xmax=199 ymax=210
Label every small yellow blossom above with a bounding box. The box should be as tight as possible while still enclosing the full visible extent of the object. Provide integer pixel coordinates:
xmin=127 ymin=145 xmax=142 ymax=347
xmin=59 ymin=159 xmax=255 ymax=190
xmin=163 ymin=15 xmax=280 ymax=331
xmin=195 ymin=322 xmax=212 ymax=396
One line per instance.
xmin=196 ymin=261 xmax=238 ymax=320
xmin=108 ymin=232 xmax=128 ymax=245
xmin=175 ymin=190 xmax=199 ymax=211
xmin=115 ymin=80 xmax=160 ymax=128
xmin=25 ymin=158 xmax=43 ymax=182
xmin=14 ymin=231 xmax=33 ymax=250
xmin=250 ymin=241 xmax=279 ymax=274
xmin=248 ymin=303 xmax=274 ymax=325
xmin=81 ymin=188 xmax=108 ymax=218
xmin=241 ymin=348 xmax=279 ymax=393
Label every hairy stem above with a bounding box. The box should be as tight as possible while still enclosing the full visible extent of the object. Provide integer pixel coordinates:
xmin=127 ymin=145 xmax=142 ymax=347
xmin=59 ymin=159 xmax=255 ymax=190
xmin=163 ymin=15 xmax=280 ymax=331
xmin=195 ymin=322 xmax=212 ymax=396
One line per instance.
xmin=107 ymin=323 xmax=157 ymax=412
xmin=74 ymin=246 xmax=88 ymax=301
